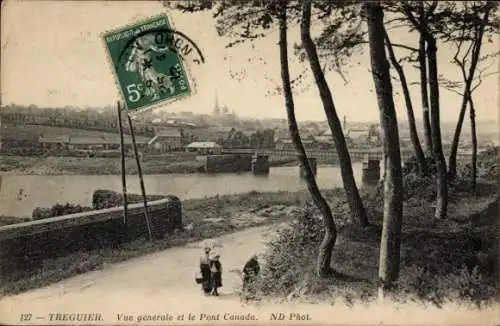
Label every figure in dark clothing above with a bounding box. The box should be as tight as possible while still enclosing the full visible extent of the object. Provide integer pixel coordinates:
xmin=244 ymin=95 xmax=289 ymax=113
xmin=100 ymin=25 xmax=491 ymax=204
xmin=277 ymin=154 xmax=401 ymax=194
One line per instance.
xmin=242 ymin=255 xmax=260 ymax=301
xmin=210 ymin=253 xmax=222 ymax=296
xmin=199 ymin=247 xmax=212 ymax=295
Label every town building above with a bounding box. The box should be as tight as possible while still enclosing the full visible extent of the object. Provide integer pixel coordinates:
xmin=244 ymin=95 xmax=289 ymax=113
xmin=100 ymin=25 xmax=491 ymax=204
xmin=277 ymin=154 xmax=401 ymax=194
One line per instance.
xmin=39 ymin=135 xmax=71 ymax=150
xmin=148 ymin=129 xmax=182 ymax=153
xmin=275 ymin=138 xmax=316 ymax=150
xmin=67 ymin=136 xmax=149 ymax=150
xmin=185 ymin=141 xmax=223 ymax=155
xmin=314 ymin=132 xmax=335 ymax=149
xmin=347 ymin=127 xmax=371 ymax=144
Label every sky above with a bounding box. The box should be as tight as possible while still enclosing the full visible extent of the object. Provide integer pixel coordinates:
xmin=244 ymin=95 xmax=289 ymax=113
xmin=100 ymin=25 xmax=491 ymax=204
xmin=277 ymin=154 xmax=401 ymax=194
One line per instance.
xmin=1 ymin=0 xmax=499 ymax=124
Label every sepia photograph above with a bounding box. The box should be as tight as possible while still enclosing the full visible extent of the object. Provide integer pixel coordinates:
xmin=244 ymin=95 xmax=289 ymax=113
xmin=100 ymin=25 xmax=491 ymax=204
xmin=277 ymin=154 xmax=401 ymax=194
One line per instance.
xmin=0 ymin=0 xmax=498 ymax=325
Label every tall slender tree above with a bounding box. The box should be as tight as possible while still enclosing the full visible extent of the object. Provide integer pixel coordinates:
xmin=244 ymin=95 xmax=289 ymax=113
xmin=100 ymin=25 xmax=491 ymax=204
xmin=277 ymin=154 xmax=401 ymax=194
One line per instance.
xmin=365 ymin=0 xmax=404 ymax=296
xmin=402 ymin=3 xmax=448 ymax=219
xmin=417 ymin=1 xmax=434 ymax=156
xmin=447 ymin=1 xmax=496 ymax=178
xmin=279 ymin=0 xmax=337 ymax=277
xmin=468 ymin=94 xmax=478 ymax=192
xmin=172 ymin=0 xmax=369 ymax=227
xmin=301 ymin=0 xmax=369 ymax=227
xmin=383 ymin=27 xmax=427 ymax=174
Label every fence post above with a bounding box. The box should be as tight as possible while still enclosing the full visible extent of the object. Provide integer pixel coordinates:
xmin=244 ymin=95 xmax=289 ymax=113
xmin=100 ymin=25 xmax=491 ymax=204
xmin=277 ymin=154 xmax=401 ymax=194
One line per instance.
xmin=127 ymin=114 xmax=153 ymax=241
xmin=117 ymin=102 xmax=128 ymax=225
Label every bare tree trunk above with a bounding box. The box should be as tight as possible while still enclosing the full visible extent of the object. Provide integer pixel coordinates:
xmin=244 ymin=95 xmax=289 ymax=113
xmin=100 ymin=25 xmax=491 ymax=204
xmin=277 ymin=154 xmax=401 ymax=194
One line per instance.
xmin=448 ymin=5 xmax=492 ymax=178
xmin=366 ymin=1 xmax=404 ymax=295
xmin=280 ymin=0 xmax=336 ymax=277
xmin=418 ymin=3 xmax=433 ymax=156
xmin=427 ymin=37 xmax=448 ymax=219
xmin=301 ymin=0 xmax=369 ymax=227
xmin=468 ymin=95 xmax=477 ymax=193
xmin=383 ymin=28 xmax=427 ymax=175
xmin=448 ymin=93 xmax=468 ymax=179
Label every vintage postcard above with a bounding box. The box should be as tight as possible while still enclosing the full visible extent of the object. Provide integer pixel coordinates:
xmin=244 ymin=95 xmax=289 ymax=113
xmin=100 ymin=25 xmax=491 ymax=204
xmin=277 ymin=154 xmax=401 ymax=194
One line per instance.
xmin=0 ymin=1 xmax=498 ymax=325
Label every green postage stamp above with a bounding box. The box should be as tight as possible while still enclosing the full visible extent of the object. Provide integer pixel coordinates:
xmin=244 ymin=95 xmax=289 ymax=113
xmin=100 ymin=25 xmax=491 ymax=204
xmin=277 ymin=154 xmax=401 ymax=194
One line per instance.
xmin=102 ymin=15 xmax=194 ymax=112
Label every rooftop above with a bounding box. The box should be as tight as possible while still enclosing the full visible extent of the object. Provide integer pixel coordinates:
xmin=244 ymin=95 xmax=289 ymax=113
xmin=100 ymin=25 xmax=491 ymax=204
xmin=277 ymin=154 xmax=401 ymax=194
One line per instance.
xmin=186 ymin=141 xmax=222 ymax=148
xmin=156 ymin=129 xmax=181 ymax=137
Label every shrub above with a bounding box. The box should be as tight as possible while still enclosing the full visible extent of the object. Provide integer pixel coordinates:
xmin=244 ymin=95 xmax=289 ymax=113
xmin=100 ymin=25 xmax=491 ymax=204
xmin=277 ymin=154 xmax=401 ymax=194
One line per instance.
xmin=457 ymin=146 xmax=499 ymax=180
xmin=91 ymin=190 xmax=165 ymax=210
xmin=0 ymin=215 xmax=31 ymax=226
xmin=397 ymin=264 xmax=498 ymax=308
xmin=32 ymin=203 xmax=93 ymax=220
xmin=256 ymin=206 xmax=323 ymax=297
xmin=402 ymin=156 xmax=437 ymax=176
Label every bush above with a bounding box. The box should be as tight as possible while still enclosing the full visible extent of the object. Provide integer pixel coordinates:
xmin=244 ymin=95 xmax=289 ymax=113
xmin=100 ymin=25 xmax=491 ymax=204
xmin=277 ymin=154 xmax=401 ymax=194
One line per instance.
xmin=397 ymin=264 xmax=498 ymax=308
xmin=256 ymin=206 xmax=323 ymax=297
xmin=0 ymin=215 xmax=31 ymax=226
xmin=91 ymin=189 xmax=165 ymax=210
xmin=402 ymin=156 xmax=437 ymax=176
xmin=457 ymin=146 xmax=499 ymax=180
xmin=32 ymin=203 xmax=93 ymax=220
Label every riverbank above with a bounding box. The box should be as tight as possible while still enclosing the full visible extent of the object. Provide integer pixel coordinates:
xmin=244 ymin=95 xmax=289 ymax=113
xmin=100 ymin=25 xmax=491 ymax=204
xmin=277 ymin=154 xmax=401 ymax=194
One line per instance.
xmin=1 ymin=172 xmax=497 ymax=302
xmin=0 ymin=155 xmax=300 ymax=175
xmin=0 ymin=188 xmax=345 ymax=295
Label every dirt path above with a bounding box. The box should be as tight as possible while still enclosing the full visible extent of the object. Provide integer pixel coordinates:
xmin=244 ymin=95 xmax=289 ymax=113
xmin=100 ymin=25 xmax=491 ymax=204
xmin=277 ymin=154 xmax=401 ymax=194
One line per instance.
xmin=0 ymin=223 xmax=494 ymax=326
xmin=0 ymin=224 xmax=296 ymax=324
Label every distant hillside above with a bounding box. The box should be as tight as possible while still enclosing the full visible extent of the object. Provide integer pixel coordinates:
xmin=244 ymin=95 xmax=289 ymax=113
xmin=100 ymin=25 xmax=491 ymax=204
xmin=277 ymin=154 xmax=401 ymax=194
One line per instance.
xmin=2 ymin=124 xmax=126 ymax=142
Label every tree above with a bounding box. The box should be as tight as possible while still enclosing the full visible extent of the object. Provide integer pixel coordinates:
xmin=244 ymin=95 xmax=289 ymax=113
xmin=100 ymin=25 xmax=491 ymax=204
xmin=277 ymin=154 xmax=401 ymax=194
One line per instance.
xmin=365 ymin=1 xmax=404 ymax=296
xmin=401 ymin=2 xmax=448 ymax=219
xmin=383 ymin=26 xmax=427 ymax=174
xmin=441 ymin=52 xmax=498 ymax=191
xmin=468 ymin=94 xmax=478 ymax=192
xmin=174 ymin=0 xmax=369 ymax=227
xmin=280 ymin=0 xmax=337 ymax=277
xmin=301 ymin=0 xmax=369 ymax=227
xmin=417 ymin=1 xmax=434 ymax=156
xmin=445 ymin=1 xmax=497 ymax=179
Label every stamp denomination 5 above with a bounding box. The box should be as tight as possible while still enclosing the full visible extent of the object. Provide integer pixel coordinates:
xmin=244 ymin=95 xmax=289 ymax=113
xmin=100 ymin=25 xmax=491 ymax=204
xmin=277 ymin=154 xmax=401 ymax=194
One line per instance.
xmin=102 ymin=14 xmax=203 ymax=113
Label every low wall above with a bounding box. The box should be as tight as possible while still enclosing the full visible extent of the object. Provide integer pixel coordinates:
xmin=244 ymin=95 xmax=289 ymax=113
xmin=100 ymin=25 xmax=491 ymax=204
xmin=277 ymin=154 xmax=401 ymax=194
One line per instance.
xmin=251 ymin=155 xmax=270 ymax=175
xmin=205 ymin=154 xmax=253 ymax=174
xmin=0 ymin=196 xmax=182 ymax=278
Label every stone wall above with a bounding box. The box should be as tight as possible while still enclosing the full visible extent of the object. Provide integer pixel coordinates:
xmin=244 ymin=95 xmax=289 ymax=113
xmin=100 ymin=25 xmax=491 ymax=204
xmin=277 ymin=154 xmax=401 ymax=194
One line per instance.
xmin=251 ymin=155 xmax=270 ymax=175
xmin=204 ymin=154 xmax=253 ymax=173
xmin=0 ymin=197 xmax=182 ymax=278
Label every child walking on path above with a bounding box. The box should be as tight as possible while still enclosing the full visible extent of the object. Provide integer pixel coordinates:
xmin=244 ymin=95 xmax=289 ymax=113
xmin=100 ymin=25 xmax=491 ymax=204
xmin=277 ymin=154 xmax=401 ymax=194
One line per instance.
xmin=209 ymin=253 xmax=223 ymax=296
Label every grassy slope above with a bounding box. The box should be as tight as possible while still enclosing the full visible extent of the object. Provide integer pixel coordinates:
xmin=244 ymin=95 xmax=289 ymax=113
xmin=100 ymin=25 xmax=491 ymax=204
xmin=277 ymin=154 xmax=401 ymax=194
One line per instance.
xmin=2 ymin=124 xmax=150 ymax=142
xmin=0 ymin=155 xmax=204 ymax=175
xmin=255 ymin=178 xmax=498 ymax=307
xmin=4 ymin=124 xmax=118 ymax=141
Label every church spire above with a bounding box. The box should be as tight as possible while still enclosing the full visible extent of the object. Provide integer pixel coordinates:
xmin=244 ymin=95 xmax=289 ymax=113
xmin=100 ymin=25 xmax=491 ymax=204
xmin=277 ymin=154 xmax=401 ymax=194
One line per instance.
xmin=213 ymin=90 xmax=220 ymax=115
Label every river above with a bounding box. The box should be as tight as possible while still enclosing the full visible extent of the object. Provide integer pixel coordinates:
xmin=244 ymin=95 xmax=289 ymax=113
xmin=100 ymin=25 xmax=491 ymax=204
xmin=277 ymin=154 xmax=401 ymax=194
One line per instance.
xmin=0 ymin=163 xmax=364 ymax=217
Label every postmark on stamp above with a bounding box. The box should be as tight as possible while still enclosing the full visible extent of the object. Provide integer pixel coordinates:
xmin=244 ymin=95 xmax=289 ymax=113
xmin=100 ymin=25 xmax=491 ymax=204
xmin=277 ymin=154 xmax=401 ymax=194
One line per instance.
xmin=102 ymin=14 xmax=204 ymax=113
